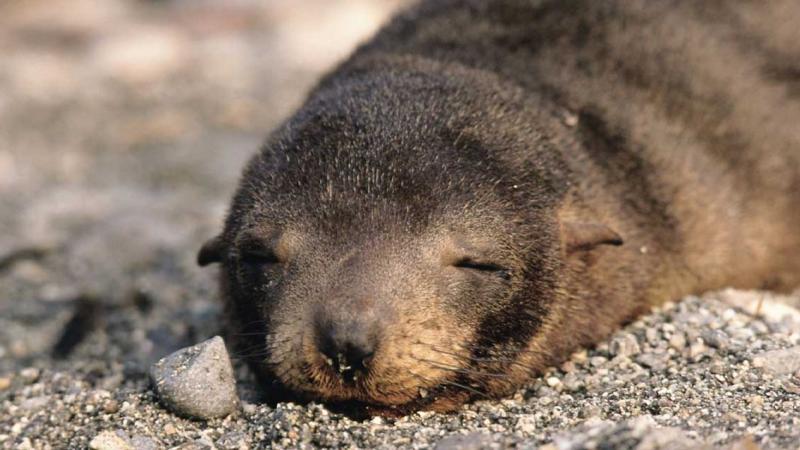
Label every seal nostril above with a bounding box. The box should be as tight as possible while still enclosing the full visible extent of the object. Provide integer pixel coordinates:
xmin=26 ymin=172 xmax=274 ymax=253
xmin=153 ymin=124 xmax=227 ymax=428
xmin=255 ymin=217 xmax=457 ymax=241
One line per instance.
xmin=317 ymin=328 xmax=377 ymax=383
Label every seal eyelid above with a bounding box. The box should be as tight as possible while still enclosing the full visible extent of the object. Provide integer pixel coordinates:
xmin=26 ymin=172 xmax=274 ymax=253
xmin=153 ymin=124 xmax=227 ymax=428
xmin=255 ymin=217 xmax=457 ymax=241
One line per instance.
xmin=453 ymin=257 xmax=512 ymax=280
xmin=239 ymin=249 xmax=280 ymax=266
xmin=236 ymin=237 xmax=282 ymax=266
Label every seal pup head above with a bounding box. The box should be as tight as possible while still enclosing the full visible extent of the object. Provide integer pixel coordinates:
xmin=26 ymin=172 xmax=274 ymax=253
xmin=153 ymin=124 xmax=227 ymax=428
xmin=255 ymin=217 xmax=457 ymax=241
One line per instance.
xmin=199 ymin=58 xmax=623 ymax=414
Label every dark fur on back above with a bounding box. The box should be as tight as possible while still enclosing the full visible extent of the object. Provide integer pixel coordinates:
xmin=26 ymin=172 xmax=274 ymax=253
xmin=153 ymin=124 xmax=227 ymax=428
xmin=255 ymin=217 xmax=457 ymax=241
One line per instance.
xmin=201 ymin=0 xmax=800 ymax=414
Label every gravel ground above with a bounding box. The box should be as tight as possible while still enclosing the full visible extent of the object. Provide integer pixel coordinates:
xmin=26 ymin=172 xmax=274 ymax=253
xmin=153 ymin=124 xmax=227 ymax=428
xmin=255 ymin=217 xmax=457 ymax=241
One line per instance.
xmin=1 ymin=1 xmax=799 ymax=449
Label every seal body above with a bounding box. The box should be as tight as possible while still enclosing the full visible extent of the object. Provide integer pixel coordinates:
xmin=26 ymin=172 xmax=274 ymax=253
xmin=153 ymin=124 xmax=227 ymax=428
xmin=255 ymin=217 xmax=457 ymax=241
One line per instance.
xmin=199 ymin=0 xmax=800 ymax=414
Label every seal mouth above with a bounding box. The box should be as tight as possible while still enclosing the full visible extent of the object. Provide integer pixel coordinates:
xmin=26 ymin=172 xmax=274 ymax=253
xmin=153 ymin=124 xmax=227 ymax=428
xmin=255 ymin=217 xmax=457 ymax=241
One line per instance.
xmin=289 ymin=339 xmax=504 ymax=414
xmin=323 ymin=383 xmax=475 ymax=418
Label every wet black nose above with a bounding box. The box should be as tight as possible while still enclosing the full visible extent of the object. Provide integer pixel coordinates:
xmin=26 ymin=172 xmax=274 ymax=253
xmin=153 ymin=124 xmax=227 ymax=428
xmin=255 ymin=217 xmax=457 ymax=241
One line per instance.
xmin=316 ymin=322 xmax=377 ymax=383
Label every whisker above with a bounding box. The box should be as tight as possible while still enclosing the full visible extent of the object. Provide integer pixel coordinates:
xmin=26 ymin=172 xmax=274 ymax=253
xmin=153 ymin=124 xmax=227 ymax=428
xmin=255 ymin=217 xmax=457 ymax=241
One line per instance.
xmin=410 ymin=371 xmax=491 ymax=399
xmin=412 ymin=357 xmax=511 ymax=379
xmin=413 ymin=340 xmax=543 ymax=373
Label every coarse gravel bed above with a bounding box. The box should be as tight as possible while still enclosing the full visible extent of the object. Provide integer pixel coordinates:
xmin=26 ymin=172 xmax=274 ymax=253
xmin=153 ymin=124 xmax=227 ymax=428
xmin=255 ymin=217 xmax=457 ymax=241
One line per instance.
xmin=1 ymin=291 xmax=799 ymax=449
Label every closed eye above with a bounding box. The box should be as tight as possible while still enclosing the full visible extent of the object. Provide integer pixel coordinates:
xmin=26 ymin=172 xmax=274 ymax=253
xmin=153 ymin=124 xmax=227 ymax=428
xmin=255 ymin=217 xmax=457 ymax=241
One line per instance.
xmin=453 ymin=258 xmax=512 ymax=280
xmin=239 ymin=250 xmax=280 ymax=266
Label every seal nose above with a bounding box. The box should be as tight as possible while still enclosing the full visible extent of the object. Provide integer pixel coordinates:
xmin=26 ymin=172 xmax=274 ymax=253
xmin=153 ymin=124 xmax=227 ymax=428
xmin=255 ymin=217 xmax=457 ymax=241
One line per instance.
xmin=316 ymin=321 xmax=377 ymax=383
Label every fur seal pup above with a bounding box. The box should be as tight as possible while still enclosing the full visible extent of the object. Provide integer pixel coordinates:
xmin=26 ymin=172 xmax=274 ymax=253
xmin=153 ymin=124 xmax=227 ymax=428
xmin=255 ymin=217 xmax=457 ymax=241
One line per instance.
xmin=198 ymin=0 xmax=800 ymax=414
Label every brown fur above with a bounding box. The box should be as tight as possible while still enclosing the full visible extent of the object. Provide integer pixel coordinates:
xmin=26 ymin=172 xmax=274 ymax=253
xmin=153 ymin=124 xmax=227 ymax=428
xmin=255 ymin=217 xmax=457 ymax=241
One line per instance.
xmin=199 ymin=0 xmax=800 ymax=414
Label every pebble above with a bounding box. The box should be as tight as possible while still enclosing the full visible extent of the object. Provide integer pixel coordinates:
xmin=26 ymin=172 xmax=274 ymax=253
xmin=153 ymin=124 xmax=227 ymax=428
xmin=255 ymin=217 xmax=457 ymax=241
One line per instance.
xmin=216 ymin=431 xmax=250 ymax=450
xmin=163 ymin=423 xmax=178 ymax=435
xmin=749 ymin=395 xmax=765 ymax=413
xmin=435 ymin=432 xmax=496 ymax=450
xmin=701 ymin=329 xmax=730 ymax=349
xmin=610 ymin=333 xmax=641 ymax=358
xmin=172 ymin=440 xmax=214 ymax=450
xmin=689 ymin=341 xmax=708 ymax=359
xmin=669 ymin=332 xmax=687 ymax=350
xmin=515 ymin=414 xmax=537 ymax=434
xmin=589 ymin=356 xmax=608 ymax=367
xmin=130 ymin=435 xmax=159 ymax=450
xmin=89 ymin=430 xmax=134 ymax=450
xmin=19 ymin=396 xmax=50 ymax=413
xmin=636 ymin=353 xmax=667 ymax=372
xmin=19 ymin=368 xmax=40 ymax=383
xmin=149 ymin=336 xmax=239 ymax=420
xmin=645 ymin=328 xmax=660 ymax=345
xmin=751 ymin=346 xmax=800 ymax=376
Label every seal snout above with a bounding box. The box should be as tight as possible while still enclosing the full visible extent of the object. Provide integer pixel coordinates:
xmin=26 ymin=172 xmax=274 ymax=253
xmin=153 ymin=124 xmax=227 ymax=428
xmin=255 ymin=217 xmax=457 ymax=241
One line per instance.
xmin=314 ymin=314 xmax=380 ymax=383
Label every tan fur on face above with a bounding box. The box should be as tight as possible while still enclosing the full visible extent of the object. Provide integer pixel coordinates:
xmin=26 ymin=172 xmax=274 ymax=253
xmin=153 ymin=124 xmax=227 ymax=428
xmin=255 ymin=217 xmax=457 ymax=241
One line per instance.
xmin=266 ymin=295 xmax=473 ymax=405
xmin=262 ymin=230 xmax=478 ymax=407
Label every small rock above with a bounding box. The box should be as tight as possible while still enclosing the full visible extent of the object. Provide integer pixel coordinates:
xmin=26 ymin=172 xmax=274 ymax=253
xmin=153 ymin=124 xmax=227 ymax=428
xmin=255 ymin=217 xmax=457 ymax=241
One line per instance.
xmin=241 ymin=402 xmax=258 ymax=417
xmin=580 ymin=404 xmax=602 ymax=418
xmin=19 ymin=368 xmax=40 ymax=383
xmin=610 ymin=333 xmax=641 ymax=358
xmin=571 ymin=350 xmax=588 ymax=364
xmin=150 ymin=336 xmax=238 ymax=420
xmin=515 ymin=414 xmax=537 ymax=434
xmin=435 ymin=432 xmax=496 ymax=450
xmin=782 ymin=379 xmax=800 ymax=395
xmin=103 ymin=399 xmax=120 ymax=414
xmin=702 ymin=330 xmax=730 ymax=349
xmin=171 ymin=441 xmax=214 ymax=450
xmin=216 ymin=431 xmax=250 ymax=450
xmin=562 ymin=373 xmax=583 ymax=392
xmin=130 ymin=436 xmax=159 ymax=450
xmin=669 ymin=332 xmax=687 ymax=350
xmin=751 ymin=346 xmax=800 ymax=376
xmin=89 ymin=430 xmax=134 ymax=450
xmin=19 ymin=395 xmax=50 ymax=413
xmin=709 ymin=361 xmax=727 ymax=375
xmin=645 ymin=328 xmax=660 ymax=345
xmin=689 ymin=341 xmax=708 ymax=360
xmin=749 ymin=395 xmax=765 ymax=413
xmin=725 ymin=435 xmax=762 ymax=450
xmin=0 ymin=377 xmax=11 ymax=390
xmin=589 ymin=356 xmax=608 ymax=367
xmin=636 ymin=353 xmax=667 ymax=371
xmin=546 ymin=376 xmax=561 ymax=387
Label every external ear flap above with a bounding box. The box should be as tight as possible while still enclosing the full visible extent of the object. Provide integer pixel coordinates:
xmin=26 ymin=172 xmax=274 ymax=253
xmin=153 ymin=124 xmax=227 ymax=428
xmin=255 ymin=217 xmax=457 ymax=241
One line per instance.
xmin=197 ymin=236 xmax=225 ymax=266
xmin=562 ymin=221 xmax=624 ymax=254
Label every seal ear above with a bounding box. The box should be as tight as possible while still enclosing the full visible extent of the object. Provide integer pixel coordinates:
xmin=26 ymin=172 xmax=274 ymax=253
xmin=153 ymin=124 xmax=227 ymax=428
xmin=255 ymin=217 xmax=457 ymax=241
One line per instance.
xmin=562 ymin=221 xmax=624 ymax=254
xmin=197 ymin=236 xmax=225 ymax=266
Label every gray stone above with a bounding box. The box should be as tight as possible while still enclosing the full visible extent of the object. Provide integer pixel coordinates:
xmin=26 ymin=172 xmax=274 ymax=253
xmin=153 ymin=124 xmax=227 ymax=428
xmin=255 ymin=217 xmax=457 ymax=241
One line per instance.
xmin=170 ymin=441 xmax=214 ymax=450
xmin=550 ymin=416 xmax=700 ymax=450
xmin=636 ymin=353 xmax=667 ymax=371
xmin=669 ymin=332 xmax=687 ymax=350
xmin=610 ymin=333 xmax=641 ymax=358
xmin=150 ymin=336 xmax=238 ymax=420
xmin=701 ymin=330 xmax=730 ymax=350
xmin=89 ymin=430 xmax=134 ymax=450
xmin=435 ymin=432 xmax=498 ymax=450
xmin=216 ymin=431 xmax=250 ymax=450
xmin=130 ymin=436 xmax=159 ymax=450
xmin=751 ymin=346 xmax=800 ymax=376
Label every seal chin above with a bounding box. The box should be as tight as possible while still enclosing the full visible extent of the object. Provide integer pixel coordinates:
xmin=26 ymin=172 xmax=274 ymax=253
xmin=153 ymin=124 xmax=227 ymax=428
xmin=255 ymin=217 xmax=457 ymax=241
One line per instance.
xmin=303 ymin=360 xmax=423 ymax=407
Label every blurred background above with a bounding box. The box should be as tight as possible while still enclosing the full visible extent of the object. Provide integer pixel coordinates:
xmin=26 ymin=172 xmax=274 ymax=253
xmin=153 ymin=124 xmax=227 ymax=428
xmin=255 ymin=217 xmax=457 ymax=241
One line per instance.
xmin=0 ymin=0 xmax=408 ymax=375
